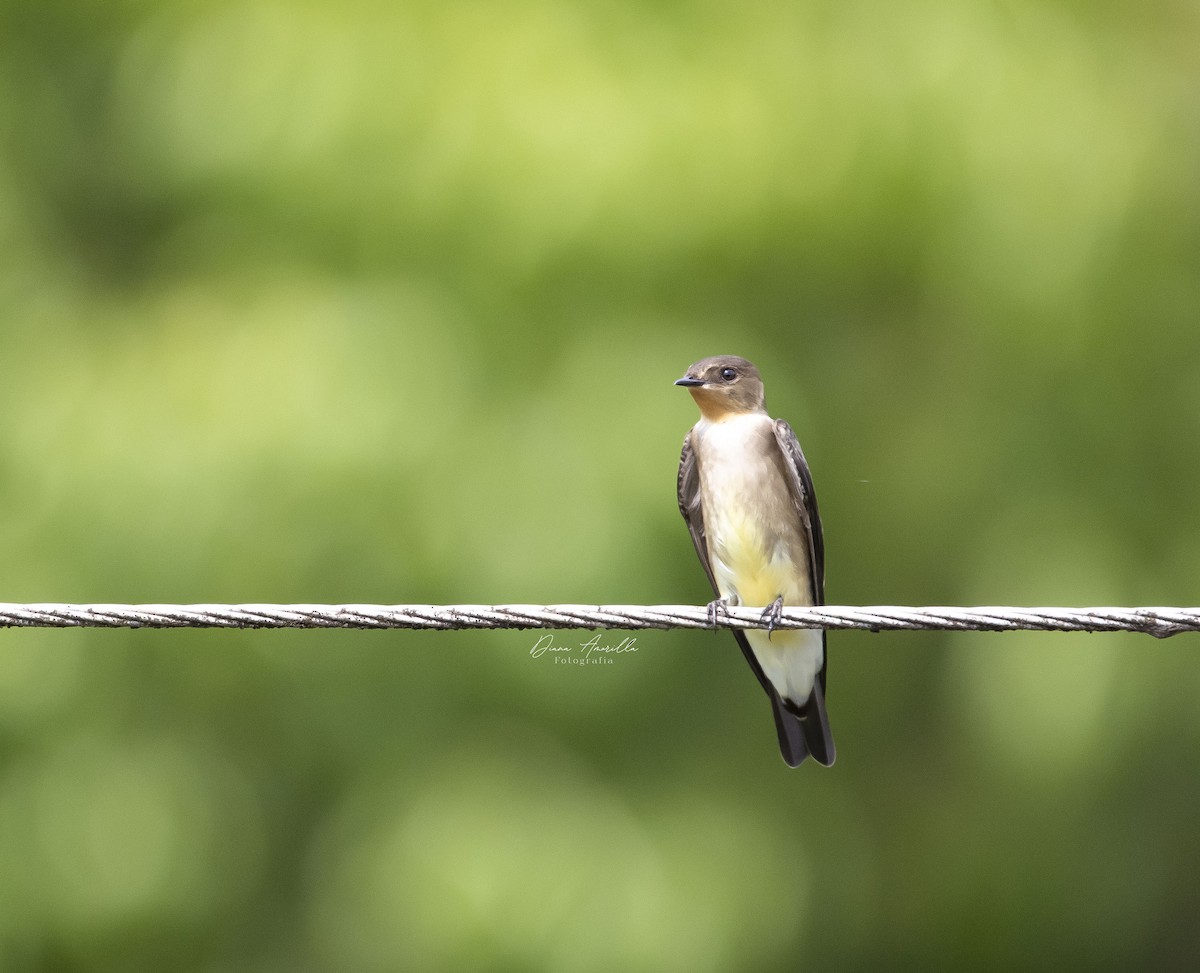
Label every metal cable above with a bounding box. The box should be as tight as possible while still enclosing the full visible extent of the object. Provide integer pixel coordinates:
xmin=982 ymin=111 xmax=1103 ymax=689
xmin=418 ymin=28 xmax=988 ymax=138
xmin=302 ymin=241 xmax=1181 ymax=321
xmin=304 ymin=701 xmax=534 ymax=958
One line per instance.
xmin=0 ymin=604 xmax=1195 ymax=637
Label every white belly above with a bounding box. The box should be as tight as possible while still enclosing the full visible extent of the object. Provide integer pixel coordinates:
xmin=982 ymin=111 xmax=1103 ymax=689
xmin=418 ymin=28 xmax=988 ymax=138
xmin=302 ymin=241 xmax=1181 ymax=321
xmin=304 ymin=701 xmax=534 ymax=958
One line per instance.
xmin=746 ymin=628 xmax=823 ymax=706
xmin=694 ymin=413 xmax=820 ymax=705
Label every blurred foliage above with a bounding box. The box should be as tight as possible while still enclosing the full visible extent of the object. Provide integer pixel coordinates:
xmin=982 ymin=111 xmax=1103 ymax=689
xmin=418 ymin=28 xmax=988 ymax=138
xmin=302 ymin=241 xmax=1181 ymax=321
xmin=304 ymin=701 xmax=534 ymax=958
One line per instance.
xmin=1 ymin=0 xmax=1199 ymax=969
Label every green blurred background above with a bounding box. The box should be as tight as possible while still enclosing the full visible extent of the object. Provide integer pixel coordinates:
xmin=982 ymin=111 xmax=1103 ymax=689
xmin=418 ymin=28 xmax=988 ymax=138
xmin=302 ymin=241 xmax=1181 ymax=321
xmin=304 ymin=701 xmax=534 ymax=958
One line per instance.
xmin=1 ymin=0 xmax=1199 ymax=969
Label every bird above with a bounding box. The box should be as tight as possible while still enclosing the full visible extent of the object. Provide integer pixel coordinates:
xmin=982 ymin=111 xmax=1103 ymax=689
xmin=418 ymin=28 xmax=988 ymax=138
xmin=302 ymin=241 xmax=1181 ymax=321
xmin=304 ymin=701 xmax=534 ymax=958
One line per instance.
xmin=675 ymin=355 xmax=834 ymax=767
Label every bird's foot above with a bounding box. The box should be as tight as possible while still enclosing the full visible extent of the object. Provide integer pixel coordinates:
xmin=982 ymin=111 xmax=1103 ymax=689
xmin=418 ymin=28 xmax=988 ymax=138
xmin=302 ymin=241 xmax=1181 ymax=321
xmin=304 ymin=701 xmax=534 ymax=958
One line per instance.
xmin=706 ymin=596 xmax=734 ymax=630
xmin=761 ymin=596 xmax=785 ymax=639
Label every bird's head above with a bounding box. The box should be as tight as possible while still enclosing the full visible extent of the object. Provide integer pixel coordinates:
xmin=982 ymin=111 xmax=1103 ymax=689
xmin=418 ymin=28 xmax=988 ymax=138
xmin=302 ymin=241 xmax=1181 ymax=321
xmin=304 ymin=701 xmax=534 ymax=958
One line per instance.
xmin=674 ymin=355 xmax=766 ymax=420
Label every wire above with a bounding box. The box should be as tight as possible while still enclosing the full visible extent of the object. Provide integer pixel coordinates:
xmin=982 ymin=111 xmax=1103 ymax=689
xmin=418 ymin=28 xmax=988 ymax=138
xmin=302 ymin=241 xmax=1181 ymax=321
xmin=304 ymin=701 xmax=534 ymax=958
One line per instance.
xmin=0 ymin=604 xmax=1195 ymax=637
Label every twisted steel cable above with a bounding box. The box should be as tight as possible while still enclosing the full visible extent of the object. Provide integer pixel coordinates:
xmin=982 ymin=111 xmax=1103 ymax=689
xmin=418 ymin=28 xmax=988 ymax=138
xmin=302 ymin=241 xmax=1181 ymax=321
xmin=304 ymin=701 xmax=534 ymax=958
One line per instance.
xmin=0 ymin=604 xmax=1195 ymax=637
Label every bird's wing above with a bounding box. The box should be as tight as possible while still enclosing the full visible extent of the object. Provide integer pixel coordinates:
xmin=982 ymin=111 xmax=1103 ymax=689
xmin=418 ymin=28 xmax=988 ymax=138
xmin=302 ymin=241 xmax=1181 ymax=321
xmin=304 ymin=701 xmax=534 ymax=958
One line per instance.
xmin=771 ymin=419 xmax=824 ymax=603
xmin=772 ymin=419 xmax=828 ymax=696
xmin=676 ymin=432 xmax=720 ymax=596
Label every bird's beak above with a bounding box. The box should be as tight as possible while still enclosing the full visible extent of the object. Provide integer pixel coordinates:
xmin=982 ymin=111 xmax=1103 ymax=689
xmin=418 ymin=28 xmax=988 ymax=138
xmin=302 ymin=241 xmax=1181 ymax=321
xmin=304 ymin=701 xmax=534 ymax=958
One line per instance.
xmin=674 ymin=376 xmax=705 ymax=388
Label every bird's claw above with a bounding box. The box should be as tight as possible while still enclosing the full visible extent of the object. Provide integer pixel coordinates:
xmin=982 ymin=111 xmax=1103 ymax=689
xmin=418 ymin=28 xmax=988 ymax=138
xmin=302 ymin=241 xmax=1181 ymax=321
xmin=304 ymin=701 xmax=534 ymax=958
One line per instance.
xmin=706 ymin=597 xmax=731 ymax=630
xmin=761 ymin=596 xmax=785 ymax=639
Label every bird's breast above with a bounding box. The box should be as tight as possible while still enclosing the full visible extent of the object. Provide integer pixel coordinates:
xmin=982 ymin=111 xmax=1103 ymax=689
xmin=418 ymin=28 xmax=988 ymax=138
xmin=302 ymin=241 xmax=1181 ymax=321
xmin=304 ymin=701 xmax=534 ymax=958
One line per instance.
xmin=693 ymin=415 xmax=811 ymax=608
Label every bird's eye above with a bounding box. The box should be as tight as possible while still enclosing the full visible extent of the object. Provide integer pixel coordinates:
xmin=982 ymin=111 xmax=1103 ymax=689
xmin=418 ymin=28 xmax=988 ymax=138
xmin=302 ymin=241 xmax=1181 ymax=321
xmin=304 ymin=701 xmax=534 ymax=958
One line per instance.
xmin=720 ymin=367 xmax=737 ymax=381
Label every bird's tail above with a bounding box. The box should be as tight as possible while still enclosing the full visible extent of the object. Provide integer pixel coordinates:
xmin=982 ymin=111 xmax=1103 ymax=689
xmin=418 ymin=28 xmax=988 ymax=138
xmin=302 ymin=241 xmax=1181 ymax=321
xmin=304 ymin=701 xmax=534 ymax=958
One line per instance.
xmin=773 ymin=684 xmax=835 ymax=768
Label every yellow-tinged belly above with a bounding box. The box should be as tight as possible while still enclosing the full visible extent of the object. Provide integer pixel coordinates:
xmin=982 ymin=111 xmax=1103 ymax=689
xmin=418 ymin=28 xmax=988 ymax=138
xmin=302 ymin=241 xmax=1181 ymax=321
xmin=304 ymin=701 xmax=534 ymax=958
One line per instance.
xmin=691 ymin=412 xmax=821 ymax=704
xmin=695 ymin=414 xmax=812 ymax=608
xmin=707 ymin=508 xmax=821 ymax=704
xmin=708 ymin=512 xmax=809 ymax=607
